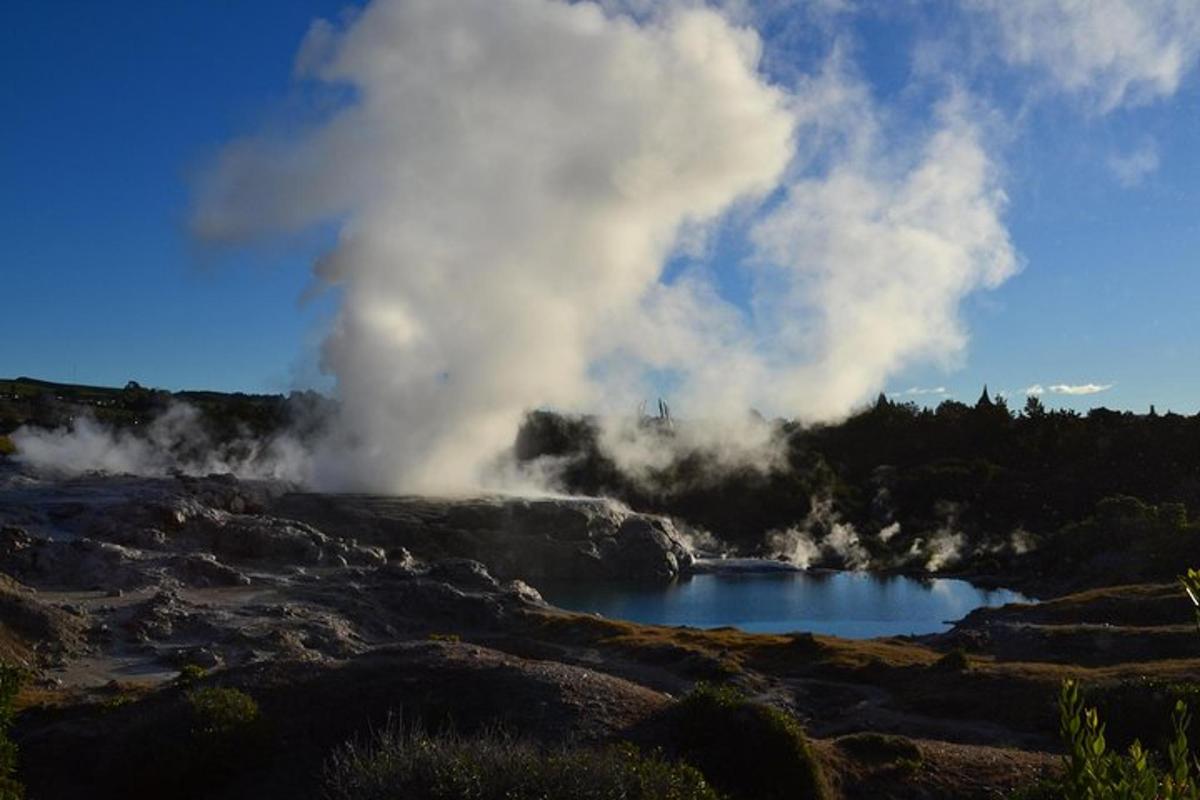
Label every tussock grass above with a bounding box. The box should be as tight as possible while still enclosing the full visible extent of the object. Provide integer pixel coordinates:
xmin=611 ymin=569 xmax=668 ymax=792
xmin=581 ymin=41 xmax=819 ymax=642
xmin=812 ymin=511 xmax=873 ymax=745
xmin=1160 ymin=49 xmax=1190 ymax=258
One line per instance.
xmin=323 ymin=722 xmax=718 ymax=800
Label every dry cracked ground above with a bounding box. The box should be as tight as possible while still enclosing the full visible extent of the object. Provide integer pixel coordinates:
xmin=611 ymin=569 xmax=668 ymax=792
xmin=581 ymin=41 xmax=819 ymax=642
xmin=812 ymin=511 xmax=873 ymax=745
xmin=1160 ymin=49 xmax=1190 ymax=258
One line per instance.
xmin=1 ymin=463 xmax=1195 ymax=798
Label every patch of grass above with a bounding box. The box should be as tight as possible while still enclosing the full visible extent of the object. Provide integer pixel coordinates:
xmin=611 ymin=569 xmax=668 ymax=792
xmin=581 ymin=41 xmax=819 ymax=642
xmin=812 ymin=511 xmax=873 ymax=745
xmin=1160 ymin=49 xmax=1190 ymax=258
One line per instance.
xmin=0 ymin=664 xmax=26 ymax=800
xmin=323 ymin=723 xmax=719 ymax=800
xmin=673 ymin=683 xmax=830 ymax=800
xmin=426 ymin=632 xmax=461 ymax=643
xmin=97 ymin=694 xmax=136 ymax=713
xmin=835 ymin=734 xmax=916 ymax=777
xmin=532 ymin=610 xmax=938 ymax=680
xmin=834 ymin=732 xmax=922 ymax=767
xmin=0 ymin=437 xmax=13 ymax=458
xmin=74 ymin=681 xmax=151 ymax=716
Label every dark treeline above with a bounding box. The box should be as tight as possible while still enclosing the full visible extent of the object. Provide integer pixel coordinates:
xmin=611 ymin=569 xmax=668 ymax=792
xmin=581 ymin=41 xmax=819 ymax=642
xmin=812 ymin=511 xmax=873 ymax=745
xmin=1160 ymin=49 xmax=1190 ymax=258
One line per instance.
xmin=517 ymin=389 xmax=1200 ymax=590
xmin=0 ymin=376 xmax=333 ymax=445
xmin=6 ymin=376 xmax=1199 ymax=589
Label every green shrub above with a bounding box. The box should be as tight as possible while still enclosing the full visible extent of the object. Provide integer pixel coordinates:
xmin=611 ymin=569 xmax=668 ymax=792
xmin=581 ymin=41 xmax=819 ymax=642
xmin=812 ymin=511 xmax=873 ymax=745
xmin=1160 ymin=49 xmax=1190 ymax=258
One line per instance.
xmin=187 ymin=686 xmax=260 ymax=741
xmin=673 ymin=683 xmax=829 ymax=800
xmin=0 ymin=664 xmax=25 ymax=800
xmin=183 ymin=686 xmax=265 ymax=786
xmin=1058 ymin=678 xmax=1199 ymax=799
xmin=99 ymin=686 xmax=265 ymax=798
xmin=323 ymin=723 xmax=718 ymax=800
xmin=0 ymin=437 xmax=13 ymax=458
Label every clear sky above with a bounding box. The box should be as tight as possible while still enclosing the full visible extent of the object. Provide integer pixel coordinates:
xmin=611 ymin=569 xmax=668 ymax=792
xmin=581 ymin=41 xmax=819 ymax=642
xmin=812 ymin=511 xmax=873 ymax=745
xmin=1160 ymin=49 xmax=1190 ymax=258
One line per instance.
xmin=3 ymin=1 xmax=1199 ymax=414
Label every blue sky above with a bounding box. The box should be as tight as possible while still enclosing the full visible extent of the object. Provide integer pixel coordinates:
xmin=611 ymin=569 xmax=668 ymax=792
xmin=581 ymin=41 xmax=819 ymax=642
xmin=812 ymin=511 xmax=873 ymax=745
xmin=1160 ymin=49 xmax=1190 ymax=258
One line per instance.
xmin=3 ymin=0 xmax=1199 ymax=413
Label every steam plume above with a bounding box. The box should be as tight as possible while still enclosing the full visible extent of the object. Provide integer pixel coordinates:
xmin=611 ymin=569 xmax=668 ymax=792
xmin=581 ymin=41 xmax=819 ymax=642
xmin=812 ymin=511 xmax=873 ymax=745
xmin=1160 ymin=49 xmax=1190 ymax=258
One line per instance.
xmin=194 ymin=0 xmax=794 ymax=492
xmin=184 ymin=0 xmax=1018 ymax=493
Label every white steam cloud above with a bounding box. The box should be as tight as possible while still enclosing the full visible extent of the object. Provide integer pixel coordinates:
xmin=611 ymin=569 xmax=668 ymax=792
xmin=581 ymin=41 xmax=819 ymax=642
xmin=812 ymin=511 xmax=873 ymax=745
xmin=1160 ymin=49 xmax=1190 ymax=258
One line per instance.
xmin=194 ymin=0 xmax=794 ymax=492
xmin=10 ymin=404 xmax=310 ymax=482
xmin=112 ymin=0 xmax=1016 ymax=494
xmin=767 ymin=496 xmax=870 ymax=570
xmin=748 ymin=87 xmax=1017 ymax=420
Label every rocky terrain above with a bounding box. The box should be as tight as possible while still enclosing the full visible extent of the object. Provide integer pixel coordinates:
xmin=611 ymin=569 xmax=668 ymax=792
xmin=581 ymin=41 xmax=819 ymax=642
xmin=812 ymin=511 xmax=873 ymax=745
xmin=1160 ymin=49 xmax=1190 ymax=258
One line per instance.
xmin=0 ymin=464 xmax=699 ymax=682
xmin=1 ymin=463 xmax=1198 ymax=798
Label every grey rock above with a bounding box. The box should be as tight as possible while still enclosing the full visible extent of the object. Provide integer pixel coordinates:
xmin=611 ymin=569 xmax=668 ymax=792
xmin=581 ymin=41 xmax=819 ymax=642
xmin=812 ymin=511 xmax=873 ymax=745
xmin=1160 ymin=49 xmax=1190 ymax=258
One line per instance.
xmin=427 ymin=558 xmax=500 ymax=591
xmin=168 ymin=553 xmax=251 ymax=588
xmin=273 ymin=493 xmax=695 ymax=583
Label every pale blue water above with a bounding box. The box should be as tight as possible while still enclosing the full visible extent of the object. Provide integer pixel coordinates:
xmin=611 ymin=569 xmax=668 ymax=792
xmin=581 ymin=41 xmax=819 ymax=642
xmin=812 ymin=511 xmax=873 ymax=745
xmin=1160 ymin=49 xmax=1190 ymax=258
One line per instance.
xmin=539 ymin=570 xmax=1030 ymax=639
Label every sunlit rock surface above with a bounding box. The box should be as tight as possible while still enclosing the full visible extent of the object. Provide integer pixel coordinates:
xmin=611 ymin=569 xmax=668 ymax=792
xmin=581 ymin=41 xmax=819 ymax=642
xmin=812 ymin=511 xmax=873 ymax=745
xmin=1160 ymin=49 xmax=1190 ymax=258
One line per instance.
xmin=273 ymin=491 xmax=694 ymax=581
xmin=0 ymin=464 xmax=690 ymax=687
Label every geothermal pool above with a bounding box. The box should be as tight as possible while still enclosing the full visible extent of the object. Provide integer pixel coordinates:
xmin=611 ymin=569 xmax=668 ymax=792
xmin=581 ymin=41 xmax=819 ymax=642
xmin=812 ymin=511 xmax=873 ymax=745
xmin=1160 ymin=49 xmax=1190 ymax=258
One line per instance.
xmin=538 ymin=568 xmax=1030 ymax=638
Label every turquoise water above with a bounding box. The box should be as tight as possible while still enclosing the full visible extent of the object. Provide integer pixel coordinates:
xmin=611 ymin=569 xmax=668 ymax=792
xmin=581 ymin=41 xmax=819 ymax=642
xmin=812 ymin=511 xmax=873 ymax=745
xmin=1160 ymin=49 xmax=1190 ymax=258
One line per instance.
xmin=538 ymin=569 xmax=1030 ymax=639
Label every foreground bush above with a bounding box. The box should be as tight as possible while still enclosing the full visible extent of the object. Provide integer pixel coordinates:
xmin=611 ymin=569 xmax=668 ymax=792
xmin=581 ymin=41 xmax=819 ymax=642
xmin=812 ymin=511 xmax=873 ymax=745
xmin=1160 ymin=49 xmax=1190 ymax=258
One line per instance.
xmin=673 ymin=683 xmax=830 ymax=800
xmin=1058 ymin=679 xmax=1199 ymax=799
xmin=323 ymin=724 xmax=718 ymax=800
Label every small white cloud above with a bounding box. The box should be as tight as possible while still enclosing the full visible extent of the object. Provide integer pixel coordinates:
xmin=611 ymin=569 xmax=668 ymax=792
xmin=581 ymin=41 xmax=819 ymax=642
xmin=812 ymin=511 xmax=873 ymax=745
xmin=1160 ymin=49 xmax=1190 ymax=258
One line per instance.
xmin=1024 ymin=384 xmax=1045 ymax=396
xmin=896 ymin=386 xmax=949 ymax=396
xmin=1107 ymin=139 xmax=1160 ymax=187
xmin=1048 ymin=383 xmax=1114 ymax=395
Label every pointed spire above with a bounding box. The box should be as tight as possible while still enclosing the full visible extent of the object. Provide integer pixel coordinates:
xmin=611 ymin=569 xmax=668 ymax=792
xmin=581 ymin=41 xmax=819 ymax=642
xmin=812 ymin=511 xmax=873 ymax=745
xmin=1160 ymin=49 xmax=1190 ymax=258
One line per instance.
xmin=875 ymin=392 xmax=891 ymax=410
xmin=976 ymin=385 xmax=993 ymax=408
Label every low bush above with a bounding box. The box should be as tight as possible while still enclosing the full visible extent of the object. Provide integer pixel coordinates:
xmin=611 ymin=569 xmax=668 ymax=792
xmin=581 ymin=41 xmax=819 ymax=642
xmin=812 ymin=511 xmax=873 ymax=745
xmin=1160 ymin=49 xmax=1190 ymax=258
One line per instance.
xmin=323 ymin=723 xmax=718 ymax=800
xmin=187 ymin=685 xmax=261 ymax=745
xmin=0 ymin=437 xmax=13 ymax=458
xmin=673 ymin=683 xmax=830 ymax=800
